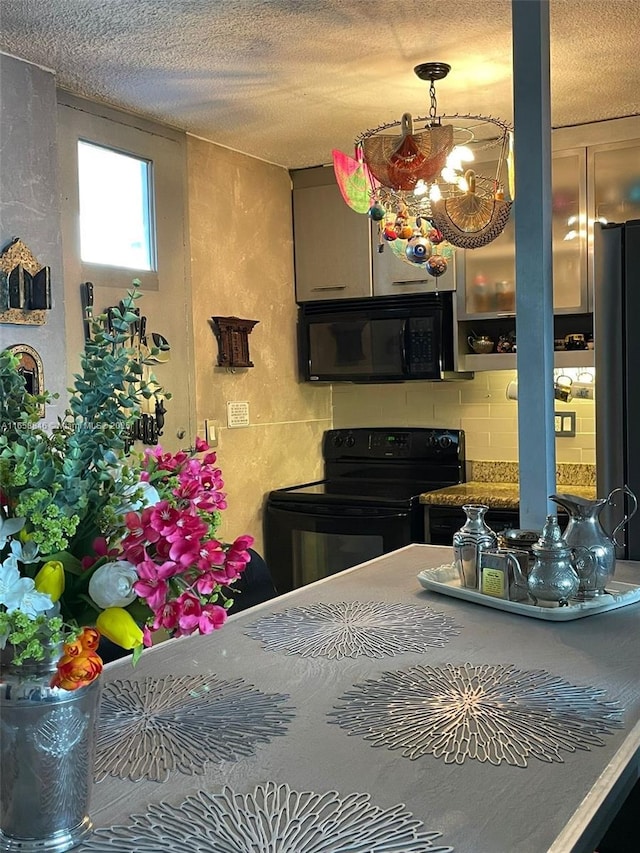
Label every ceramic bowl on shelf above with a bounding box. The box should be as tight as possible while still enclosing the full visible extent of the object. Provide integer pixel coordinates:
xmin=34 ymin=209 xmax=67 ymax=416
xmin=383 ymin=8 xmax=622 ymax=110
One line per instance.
xmin=468 ymin=335 xmax=495 ymax=354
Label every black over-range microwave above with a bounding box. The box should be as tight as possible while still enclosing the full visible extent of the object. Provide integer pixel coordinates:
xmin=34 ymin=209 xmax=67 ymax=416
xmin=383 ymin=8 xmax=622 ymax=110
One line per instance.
xmin=298 ymin=292 xmax=459 ymax=382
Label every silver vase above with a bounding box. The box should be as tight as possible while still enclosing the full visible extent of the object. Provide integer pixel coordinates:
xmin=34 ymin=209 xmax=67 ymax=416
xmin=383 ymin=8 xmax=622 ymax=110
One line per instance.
xmin=0 ymin=646 xmax=101 ymax=852
xmin=453 ymin=504 xmax=498 ymax=589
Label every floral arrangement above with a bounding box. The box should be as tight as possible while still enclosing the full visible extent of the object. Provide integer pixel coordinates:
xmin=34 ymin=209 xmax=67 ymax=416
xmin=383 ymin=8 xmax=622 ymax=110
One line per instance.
xmin=0 ymin=286 xmax=253 ymax=690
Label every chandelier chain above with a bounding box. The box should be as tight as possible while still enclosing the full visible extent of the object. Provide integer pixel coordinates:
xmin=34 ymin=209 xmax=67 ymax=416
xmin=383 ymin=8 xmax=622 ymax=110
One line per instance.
xmin=429 ymin=81 xmax=438 ymax=121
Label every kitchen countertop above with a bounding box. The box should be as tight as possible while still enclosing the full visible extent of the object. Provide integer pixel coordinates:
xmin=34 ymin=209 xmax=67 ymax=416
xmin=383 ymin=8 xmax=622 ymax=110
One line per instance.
xmin=420 ymin=481 xmax=597 ymax=509
xmin=90 ymin=544 xmax=640 ymax=853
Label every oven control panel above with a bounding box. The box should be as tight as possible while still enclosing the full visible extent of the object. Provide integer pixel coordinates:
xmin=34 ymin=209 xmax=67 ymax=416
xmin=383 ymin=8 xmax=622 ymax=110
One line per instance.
xmin=323 ymin=427 xmax=464 ymax=461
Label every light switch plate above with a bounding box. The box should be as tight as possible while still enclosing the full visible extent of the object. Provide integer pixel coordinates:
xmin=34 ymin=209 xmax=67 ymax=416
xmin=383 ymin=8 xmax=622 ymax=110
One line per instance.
xmin=226 ymin=401 xmax=250 ymax=428
xmin=204 ymin=419 xmax=219 ymax=447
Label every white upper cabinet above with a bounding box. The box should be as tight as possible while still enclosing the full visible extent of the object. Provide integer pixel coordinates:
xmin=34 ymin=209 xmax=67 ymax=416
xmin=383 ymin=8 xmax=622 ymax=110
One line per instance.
xmin=292 ymin=166 xmax=372 ymax=302
xmin=291 ymin=165 xmax=457 ymax=302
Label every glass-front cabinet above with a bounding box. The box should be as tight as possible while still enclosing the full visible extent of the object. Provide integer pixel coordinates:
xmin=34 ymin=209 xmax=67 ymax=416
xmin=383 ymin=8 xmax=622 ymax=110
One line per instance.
xmin=457 ymin=147 xmax=588 ymax=321
xmin=589 ymin=138 xmax=640 ymax=279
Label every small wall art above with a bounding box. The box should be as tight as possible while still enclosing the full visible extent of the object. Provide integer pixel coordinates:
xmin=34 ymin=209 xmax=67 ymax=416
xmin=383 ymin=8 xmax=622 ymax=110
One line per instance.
xmin=0 ymin=237 xmax=52 ymax=325
xmin=210 ymin=315 xmax=259 ymax=368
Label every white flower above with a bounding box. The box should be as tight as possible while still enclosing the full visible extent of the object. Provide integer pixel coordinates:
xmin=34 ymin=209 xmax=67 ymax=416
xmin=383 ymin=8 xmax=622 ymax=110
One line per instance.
xmin=10 ymin=537 xmax=40 ymax=564
xmin=0 ymin=559 xmax=53 ymax=616
xmin=88 ymin=560 xmax=138 ymax=609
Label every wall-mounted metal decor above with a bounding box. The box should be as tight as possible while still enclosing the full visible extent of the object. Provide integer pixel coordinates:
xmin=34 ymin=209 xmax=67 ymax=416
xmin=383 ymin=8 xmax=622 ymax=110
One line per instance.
xmin=80 ymin=782 xmax=454 ymax=852
xmin=7 ymin=344 xmax=45 ymax=417
xmin=95 ymin=674 xmax=294 ymax=783
xmin=330 ymin=662 xmax=624 ymax=767
xmin=0 ymin=237 xmax=52 ymax=325
xmin=210 ymin=315 xmax=259 ymax=368
xmin=245 ymin=601 xmax=459 ymax=659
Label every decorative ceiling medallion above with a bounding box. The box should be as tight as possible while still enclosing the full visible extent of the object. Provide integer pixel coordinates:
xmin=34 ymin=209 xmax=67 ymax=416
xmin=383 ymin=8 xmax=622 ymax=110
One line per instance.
xmin=95 ymin=675 xmax=294 ymax=782
xmin=80 ymin=782 xmax=454 ymax=852
xmin=330 ymin=663 xmax=623 ymax=766
xmin=245 ymin=601 xmax=459 ymax=659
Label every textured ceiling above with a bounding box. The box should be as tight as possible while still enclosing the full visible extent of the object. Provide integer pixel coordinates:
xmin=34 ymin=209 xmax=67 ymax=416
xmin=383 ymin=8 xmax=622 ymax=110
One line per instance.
xmin=0 ymin=0 xmax=638 ymax=169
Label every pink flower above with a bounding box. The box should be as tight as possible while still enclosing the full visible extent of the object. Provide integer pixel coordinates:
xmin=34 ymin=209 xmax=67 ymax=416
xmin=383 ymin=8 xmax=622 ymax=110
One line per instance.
xmin=149 ymin=500 xmax=180 ymax=537
xmin=195 ymin=539 xmax=226 ymax=572
xmin=133 ymin=558 xmax=177 ymax=611
xmin=195 ymin=570 xmax=218 ymax=595
xmin=175 ymin=592 xmax=203 ymax=634
xmin=169 ymin=536 xmax=203 ymax=568
xmin=151 ymin=600 xmax=181 ymax=632
xmin=194 ymin=436 xmax=209 ymax=453
xmin=167 ymin=512 xmax=208 ymax=544
xmin=196 ymin=603 xmax=228 ymax=634
xmin=179 ymin=597 xmax=227 ymax=635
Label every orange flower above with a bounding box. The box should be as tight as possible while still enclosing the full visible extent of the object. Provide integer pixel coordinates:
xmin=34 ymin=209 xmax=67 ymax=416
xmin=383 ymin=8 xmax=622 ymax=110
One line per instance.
xmin=51 ymin=649 xmax=103 ymax=691
xmin=61 ymin=627 xmax=101 ymax=658
xmin=78 ymin=627 xmax=101 ymax=652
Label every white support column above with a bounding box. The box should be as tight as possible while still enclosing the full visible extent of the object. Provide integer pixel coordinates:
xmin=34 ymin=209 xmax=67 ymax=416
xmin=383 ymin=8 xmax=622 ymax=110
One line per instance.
xmin=511 ymin=0 xmax=556 ymax=527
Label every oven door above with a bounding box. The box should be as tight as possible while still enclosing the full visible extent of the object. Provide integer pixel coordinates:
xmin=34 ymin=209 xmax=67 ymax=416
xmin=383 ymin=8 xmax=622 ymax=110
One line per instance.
xmin=264 ymin=499 xmax=415 ymax=593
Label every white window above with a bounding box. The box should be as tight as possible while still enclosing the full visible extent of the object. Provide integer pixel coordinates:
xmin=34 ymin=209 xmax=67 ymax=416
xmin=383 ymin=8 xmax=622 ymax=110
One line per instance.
xmin=58 ymin=93 xmax=195 ymax=449
xmin=77 ymin=141 xmax=155 ymax=271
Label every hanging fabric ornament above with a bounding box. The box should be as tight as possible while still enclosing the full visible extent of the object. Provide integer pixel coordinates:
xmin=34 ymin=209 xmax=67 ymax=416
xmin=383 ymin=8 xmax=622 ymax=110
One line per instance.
xmin=332 ymin=149 xmax=376 ymax=214
xmin=362 ymin=112 xmax=454 ymax=191
xmin=430 ymin=170 xmax=512 ymax=249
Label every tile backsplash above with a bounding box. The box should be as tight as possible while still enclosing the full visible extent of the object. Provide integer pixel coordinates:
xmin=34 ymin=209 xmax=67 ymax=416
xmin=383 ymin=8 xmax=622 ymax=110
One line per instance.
xmin=331 ymin=369 xmax=595 ymax=465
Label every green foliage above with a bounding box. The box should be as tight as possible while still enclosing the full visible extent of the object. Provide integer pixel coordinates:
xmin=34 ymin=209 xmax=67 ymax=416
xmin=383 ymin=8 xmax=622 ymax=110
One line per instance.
xmin=0 ymin=611 xmax=65 ymax=665
xmin=0 ymin=284 xmax=168 ymax=622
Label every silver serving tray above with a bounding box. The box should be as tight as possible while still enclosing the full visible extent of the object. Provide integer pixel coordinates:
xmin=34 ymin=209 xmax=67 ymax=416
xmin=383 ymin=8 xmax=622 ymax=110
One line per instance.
xmin=417 ymin=563 xmax=640 ymax=621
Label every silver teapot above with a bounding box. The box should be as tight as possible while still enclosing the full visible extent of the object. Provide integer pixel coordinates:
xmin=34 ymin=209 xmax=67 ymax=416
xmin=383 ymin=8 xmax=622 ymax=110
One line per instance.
xmin=550 ymin=486 xmax=638 ymax=597
xmin=527 ymin=515 xmax=596 ymax=606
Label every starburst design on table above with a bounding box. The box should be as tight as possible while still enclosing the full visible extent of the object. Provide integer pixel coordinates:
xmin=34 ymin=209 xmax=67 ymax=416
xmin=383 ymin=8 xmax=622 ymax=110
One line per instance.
xmin=95 ymin=675 xmax=294 ymax=782
xmin=79 ymin=782 xmax=454 ymax=852
xmin=330 ymin=662 xmax=624 ymax=766
xmin=244 ymin=601 xmax=459 ymax=659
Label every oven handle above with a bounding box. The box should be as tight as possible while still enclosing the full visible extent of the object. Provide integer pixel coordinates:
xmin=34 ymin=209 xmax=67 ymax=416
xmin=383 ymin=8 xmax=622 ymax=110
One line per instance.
xmin=267 ymin=503 xmax=410 ymax=520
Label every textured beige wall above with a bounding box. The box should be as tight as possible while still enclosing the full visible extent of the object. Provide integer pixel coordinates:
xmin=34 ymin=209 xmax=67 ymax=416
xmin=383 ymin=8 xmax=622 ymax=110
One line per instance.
xmin=332 ymin=370 xmax=595 ymax=465
xmin=186 ymin=137 xmax=331 ymax=553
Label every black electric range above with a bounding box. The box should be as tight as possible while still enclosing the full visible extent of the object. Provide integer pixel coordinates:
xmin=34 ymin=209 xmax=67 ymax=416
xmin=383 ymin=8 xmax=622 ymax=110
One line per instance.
xmin=264 ymin=427 xmax=465 ymax=591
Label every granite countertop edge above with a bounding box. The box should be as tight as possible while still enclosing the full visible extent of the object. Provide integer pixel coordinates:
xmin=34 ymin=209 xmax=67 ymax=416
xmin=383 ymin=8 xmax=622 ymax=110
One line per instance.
xmin=420 ymin=482 xmax=597 ymax=509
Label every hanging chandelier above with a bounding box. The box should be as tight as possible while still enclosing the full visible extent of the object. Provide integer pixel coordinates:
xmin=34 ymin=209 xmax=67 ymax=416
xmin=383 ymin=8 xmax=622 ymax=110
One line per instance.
xmin=333 ymin=62 xmax=514 ymax=278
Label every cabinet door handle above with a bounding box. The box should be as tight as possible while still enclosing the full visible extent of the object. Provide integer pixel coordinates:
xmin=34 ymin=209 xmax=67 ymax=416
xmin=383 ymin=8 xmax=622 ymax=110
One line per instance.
xmin=392 ymin=280 xmax=426 ymax=285
xmin=311 ymin=285 xmax=347 ymax=291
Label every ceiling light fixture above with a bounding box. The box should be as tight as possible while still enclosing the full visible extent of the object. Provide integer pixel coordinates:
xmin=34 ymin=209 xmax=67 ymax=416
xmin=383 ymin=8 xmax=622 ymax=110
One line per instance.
xmin=333 ymin=62 xmax=514 ymax=278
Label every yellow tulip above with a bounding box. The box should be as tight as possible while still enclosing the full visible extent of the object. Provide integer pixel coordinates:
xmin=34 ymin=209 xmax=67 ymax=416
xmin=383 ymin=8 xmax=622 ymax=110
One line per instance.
xmin=96 ymin=607 xmax=143 ymax=650
xmin=34 ymin=560 xmax=65 ymax=602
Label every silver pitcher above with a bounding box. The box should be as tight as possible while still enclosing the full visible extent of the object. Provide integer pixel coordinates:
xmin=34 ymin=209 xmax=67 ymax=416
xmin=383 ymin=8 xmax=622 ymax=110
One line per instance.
xmin=527 ymin=515 xmax=596 ymax=606
xmin=550 ymin=486 xmax=638 ymax=597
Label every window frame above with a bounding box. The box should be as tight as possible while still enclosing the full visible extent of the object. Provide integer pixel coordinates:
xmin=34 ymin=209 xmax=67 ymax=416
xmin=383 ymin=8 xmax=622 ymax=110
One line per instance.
xmin=77 ymin=137 xmax=157 ymax=274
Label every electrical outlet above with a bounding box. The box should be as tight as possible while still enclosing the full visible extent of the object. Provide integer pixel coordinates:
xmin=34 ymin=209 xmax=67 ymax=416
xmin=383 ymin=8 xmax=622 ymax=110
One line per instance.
xmin=554 ymin=411 xmax=576 ymax=437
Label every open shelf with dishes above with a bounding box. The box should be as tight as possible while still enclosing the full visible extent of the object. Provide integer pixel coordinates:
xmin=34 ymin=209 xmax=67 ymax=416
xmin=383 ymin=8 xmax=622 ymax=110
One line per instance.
xmin=456 ymin=313 xmax=594 ymax=372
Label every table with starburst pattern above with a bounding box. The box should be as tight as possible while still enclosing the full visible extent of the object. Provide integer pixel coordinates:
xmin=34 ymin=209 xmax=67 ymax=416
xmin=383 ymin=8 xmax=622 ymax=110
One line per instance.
xmin=82 ymin=544 xmax=640 ymax=853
